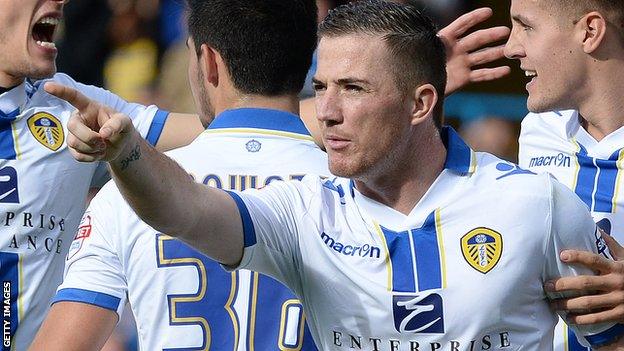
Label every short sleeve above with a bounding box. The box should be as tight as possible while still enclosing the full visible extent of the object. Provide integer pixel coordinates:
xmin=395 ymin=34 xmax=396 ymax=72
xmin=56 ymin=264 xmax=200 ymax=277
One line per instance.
xmin=61 ymin=74 xmax=169 ymax=145
xmin=544 ymin=178 xmax=624 ymax=348
xmin=53 ymin=188 xmax=128 ymax=318
xmin=225 ymin=178 xmax=317 ymax=294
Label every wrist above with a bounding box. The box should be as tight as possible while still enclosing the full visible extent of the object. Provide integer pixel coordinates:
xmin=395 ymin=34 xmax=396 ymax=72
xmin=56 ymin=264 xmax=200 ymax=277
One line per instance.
xmin=111 ymin=131 xmax=144 ymax=171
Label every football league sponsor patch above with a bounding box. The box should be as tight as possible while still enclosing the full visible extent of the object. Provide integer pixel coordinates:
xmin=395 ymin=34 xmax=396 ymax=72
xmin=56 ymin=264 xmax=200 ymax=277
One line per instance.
xmin=67 ymin=214 xmax=92 ymax=260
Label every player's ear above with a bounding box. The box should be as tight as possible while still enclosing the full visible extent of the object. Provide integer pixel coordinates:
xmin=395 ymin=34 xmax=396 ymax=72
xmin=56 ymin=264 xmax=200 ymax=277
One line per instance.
xmin=577 ymin=11 xmax=608 ymax=54
xmin=410 ymin=83 xmax=438 ymax=126
xmin=199 ymin=44 xmax=219 ymax=87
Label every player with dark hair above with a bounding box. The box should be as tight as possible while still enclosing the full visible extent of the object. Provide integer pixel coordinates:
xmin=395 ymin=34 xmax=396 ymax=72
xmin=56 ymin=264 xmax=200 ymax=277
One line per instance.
xmin=50 ymin=1 xmax=624 ymax=349
xmin=30 ymin=0 xmax=511 ymax=349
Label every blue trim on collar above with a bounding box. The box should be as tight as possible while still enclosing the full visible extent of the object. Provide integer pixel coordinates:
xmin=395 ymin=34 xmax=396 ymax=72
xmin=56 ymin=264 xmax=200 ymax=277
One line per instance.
xmin=208 ymin=108 xmax=311 ymax=136
xmin=347 ymin=127 xmax=473 ymax=200
xmin=442 ymin=126 xmax=473 ymax=174
xmin=0 ymin=108 xmax=19 ymax=120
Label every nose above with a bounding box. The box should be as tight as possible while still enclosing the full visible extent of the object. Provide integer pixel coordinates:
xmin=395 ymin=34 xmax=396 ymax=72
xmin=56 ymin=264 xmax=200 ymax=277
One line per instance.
xmin=315 ymin=88 xmax=342 ymax=125
xmin=503 ymin=30 xmax=525 ymax=60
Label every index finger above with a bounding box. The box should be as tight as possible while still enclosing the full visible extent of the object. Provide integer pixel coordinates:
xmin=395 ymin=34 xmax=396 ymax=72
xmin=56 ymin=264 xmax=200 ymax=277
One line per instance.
xmin=460 ymin=27 xmax=511 ymax=52
xmin=439 ymin=8 xmax=494 ymax=39
xmin=561 ymin=249 xmax=617 ymax=274
xmin=44 ymin=82 xmax=92 ymax=111
xmin=547 ymin=274 xmax=609 ymax=293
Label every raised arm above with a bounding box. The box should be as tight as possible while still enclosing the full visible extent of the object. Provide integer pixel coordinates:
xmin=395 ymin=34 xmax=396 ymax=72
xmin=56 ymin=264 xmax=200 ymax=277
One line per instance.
xmin=45 ymin=82 xmax=244 ymax=266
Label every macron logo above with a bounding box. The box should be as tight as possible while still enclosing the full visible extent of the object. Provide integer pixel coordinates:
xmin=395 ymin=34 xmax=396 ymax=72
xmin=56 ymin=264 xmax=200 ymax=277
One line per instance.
xmin=529 ymin=153 xmax=571 ymax=168
xmin=320 ymin=232 xmax=381 ymax=259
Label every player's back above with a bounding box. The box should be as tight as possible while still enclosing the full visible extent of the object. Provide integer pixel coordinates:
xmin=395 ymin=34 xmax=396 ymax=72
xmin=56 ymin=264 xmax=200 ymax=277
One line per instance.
xmin=57 ymin=108 xmax=327 ymax=350
xmin=519 ymin=110 xmax=624 ymax=351
xmin=0 ymin=73 xmax=166 ymax=349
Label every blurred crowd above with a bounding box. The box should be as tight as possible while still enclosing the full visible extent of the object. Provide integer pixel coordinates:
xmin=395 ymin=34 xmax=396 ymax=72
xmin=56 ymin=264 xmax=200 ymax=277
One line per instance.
xmin=56 ymin=1 xmax=520 ymax=349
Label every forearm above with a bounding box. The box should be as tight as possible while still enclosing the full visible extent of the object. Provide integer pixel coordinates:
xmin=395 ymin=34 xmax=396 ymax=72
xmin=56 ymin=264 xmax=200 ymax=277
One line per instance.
xmin=29 ymin=302 xmax=117 ymax=351
xmin=110 ymin=131 xmax=204 ymax=237
xmin=108 ymin=132 xmax=243 ymax=264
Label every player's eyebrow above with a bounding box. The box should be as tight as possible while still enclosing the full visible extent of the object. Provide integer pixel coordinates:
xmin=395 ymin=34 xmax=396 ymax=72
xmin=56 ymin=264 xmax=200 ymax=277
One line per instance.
xmin=511 ymin=14 xmax=532 ymax=26
xmin=336 ymin=77 xmax=371 ymax=86
xmin=311 ymin=77 xmax=372 ymax=88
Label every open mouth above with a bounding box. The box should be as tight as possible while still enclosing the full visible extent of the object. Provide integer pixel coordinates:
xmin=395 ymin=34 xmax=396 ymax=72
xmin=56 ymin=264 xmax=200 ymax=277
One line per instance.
xmin=523 ymin=69 xmax=538 ymax=90
xmin=32 ymin=17 xmax=60 ymax=49
xmin=524 ymin=70 xmax=537 ymax=79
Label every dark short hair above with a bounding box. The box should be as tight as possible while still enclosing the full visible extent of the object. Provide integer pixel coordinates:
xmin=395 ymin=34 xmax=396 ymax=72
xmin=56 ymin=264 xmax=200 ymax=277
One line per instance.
xmin=319 ymin=0 xmax=447 ymax=129
xmin=186 ymin=0 xmax=318 ymax=96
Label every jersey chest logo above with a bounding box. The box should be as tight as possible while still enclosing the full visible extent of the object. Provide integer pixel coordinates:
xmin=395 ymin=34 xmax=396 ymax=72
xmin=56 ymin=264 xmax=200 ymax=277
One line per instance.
xmin=460 ymin=227 xmax=503 ymax=274
xmin=27 ymin=112 xmax=64 ymax=151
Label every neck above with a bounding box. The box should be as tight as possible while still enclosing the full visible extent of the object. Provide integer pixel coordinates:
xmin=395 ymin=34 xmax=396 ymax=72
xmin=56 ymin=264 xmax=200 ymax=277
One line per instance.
xmin=214 ymin=93 xmax=300 ymax=116
xmin=578 ymin=94 xmax=624 ymax=141
xmin=0 ymin=72 xmax=22 ymax=91
xmin=354 ymin=128 xmax=446 ymax=215
xmin=576 ymin=59 xmax=624 ymax=141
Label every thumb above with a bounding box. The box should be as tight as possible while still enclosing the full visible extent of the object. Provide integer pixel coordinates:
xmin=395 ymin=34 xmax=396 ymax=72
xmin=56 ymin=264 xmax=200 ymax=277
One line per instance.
xmin=601 ymin=229 xmax=624 ymax=261
xmin=100 ymin=113 xmax=131 ymax=142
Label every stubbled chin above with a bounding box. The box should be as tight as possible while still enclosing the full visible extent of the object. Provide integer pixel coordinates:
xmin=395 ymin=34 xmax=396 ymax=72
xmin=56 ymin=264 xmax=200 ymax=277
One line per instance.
xmin=27 ymin=65 xmax=57 ymax=80
xmin=328 ymin=160 xmax=352 ymax=178
xmin=526 ymin=97 xmax=550 ymax=114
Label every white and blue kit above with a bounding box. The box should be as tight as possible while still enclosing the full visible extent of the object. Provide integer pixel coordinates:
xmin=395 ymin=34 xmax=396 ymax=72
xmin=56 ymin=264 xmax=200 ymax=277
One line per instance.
xmin=519 ymin=110 xmax=624 ymax=351
xmin=55 ymin=109 xmax=327 ymax=350
xmin=0 ymin=73 xmax=168 ymax=350
xmin=226 ymin=127 xmax=623 ymax=350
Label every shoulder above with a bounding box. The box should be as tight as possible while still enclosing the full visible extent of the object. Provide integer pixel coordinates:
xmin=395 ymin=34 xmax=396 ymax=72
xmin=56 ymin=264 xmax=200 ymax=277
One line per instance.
xmin=30 ymin=73 xmax=104 ymax=105
xmin=32 ymin=72 xmax=80 ymax=89
xmin=471 ymin=152 xmax=552 ymax=195
xmin=245 ymin=174 xmax=337 ymax=210
xmin=36 ymin=73 xmax=120 ymax=103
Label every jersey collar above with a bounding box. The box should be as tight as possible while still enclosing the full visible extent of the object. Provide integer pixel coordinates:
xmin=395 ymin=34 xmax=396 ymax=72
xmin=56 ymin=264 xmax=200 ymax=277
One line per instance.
xmin=349 ymin=127 xmax=476 ymax=231
xmin=558 ymin=109 xmax=624 ymax=155
xmin=208 ymin=108 xmax=312 ymax=137
xmin=442 ymin=126 xmax=477 ymax=175
xmin=0 ymin=81 xmax=28 ymax=117
xmin=347 ymin=126 xmax=476 ymax=197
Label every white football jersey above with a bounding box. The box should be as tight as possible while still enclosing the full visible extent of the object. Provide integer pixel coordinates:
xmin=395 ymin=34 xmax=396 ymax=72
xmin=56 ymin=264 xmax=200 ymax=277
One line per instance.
xmin=229 ymin=127 xmax=622 ymax=350
xmin=55 ymin=108 xmax=328 ymax=350
xmin=0 ymin=73 xmax=168 ymax=350
xmin=519 ymin=110 xmax=624 ymax=351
